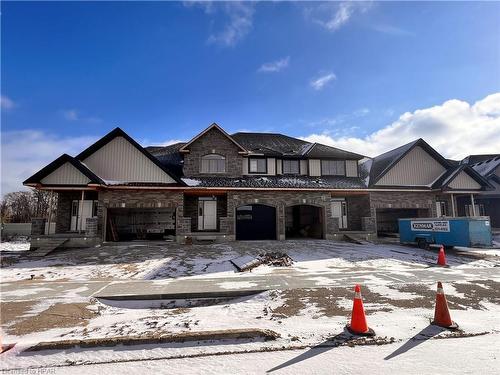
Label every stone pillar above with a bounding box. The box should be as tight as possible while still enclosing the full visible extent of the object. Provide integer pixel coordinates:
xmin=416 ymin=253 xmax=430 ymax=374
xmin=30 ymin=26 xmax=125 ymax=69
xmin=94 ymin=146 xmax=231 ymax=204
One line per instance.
xmin=85 ymin=217 xmax=98 ymax=237
xmin=31 ymin=218 xmax=46 ymax=236
xmin=361 ymin=216 xmax=376 ymax=233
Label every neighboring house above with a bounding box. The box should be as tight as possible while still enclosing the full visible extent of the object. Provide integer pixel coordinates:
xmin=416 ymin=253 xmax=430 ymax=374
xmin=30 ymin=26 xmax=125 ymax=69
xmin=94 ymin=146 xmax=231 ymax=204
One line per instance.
xmin=24 ymin=124 xmax=493 ymax=248
xmin=360 ymin=139 xmax=493 ymax=233
xmin=459 ymin=154 xmax=500 ymax=228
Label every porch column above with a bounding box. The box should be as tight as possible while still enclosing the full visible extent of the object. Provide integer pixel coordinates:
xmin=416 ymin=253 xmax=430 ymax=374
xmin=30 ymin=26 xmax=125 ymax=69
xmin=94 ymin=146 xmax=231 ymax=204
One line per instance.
xmin=79 ymin=190 xmax=85 ymax=233
xmin=46 ymin=191 xmax=54 ymax=234
xmin=450 ymin=193 xmax=456 ymax=217
xmin=470 ymin=193 xmax=476 ymax=217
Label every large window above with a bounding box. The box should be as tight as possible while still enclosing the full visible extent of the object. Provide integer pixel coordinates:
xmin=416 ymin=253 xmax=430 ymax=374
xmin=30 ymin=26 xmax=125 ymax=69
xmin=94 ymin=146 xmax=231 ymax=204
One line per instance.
xmin=283 ymin=159 xmax=300 ymax=174
xmin=200 ymin=154 xmax=226 ymax=173
xmin=249 ymin=158 xmax=267 ymax=173
xmin=321 ymin=160 xmax=345 ymax=176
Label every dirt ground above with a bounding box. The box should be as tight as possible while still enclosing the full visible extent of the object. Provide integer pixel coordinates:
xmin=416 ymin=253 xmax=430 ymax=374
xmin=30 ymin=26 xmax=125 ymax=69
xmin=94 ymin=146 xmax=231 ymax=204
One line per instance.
xmin=1 ymin=302 xmax=96 ymax=336
xmin=268 ymin=281 xmax=500 ymax=319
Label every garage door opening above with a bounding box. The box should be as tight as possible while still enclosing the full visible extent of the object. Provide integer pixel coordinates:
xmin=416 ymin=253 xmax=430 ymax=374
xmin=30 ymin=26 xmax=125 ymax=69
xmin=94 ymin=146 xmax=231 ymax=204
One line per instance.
xmin=285 ymin=205 xmax=323 ymax=239
xmin=376 ymin=208 xmax=430 ymax=235
xmin=107 ymin=208 xmax=176 ymax=241
xmin=236 ymin=204 xmax=276 ymax=240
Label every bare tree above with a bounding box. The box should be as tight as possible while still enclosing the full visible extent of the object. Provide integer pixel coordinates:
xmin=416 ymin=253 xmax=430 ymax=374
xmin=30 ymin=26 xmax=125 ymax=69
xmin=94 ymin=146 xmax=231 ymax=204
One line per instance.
xmin=0 ymin=190 xmax=57 ymax=223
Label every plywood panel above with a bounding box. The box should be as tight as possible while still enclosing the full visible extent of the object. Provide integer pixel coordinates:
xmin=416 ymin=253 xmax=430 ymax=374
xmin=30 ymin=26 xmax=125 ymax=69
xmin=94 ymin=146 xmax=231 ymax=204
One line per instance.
xmin=309 ymin=159 xmax=321 ymax=177
xmin=346 ymin=160 xmax=358 ymax=177
xmin=300 ymin=160 xmax=308 ymax=175
xmin=267 ymin=158 xmax=276 ymax=175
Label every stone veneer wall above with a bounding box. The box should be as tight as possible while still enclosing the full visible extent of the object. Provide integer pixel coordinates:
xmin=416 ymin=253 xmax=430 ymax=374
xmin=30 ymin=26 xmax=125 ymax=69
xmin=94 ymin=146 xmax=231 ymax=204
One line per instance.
xmin=346 ymin=195 xmax=371 ymax=231
xmin=98 ymin=190 xmax=184 ymax=239
xmin=369 ymin=191 xmax=440 ymax=232
xmin=183 ymin=127 xmax=244 ymax=177
xmin=55 ymin=191 xmax=83 ymax=233
xmin=225 ymin=191 xmax=337 ymax=240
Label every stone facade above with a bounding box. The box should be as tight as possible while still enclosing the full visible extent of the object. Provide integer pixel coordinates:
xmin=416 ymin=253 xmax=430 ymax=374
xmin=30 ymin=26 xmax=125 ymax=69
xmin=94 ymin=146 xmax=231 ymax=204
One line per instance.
xmin=369 ymin=191 xmax=442 ymax=232
xmin=98 ymin=189 xmax=184 ymax=239
xmin=54 ymin=191 xmax=97 ymax=233
xmin=183 ymin=127 xmax=244 ymax=177
xmin=225 ymin=191 xmax=337 ymax=240
xmin=345 ymin=194 xmax=371 ymax=231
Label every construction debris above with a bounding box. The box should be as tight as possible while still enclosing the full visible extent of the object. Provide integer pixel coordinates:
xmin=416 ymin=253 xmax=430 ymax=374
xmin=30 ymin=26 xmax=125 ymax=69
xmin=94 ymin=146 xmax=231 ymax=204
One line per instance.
xmin=231 ymin=252 xmax=293 ymax=272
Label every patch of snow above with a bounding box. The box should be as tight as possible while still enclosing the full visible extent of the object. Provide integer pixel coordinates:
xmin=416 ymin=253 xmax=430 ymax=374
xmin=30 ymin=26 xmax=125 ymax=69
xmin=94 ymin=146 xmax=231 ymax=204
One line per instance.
xmin=181 ymin=178 xmax=201 ymax=186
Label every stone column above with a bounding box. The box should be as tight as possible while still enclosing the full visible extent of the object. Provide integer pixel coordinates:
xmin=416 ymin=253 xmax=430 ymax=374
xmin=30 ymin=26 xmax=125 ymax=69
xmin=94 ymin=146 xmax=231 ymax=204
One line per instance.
xmin=31 ymin=218 xmax=46 ymax=236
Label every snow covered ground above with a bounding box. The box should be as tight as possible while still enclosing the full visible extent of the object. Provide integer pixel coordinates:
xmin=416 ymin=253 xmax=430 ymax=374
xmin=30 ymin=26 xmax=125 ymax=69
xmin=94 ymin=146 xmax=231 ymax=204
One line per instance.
xmin=1 ymin=239 xmax=498 ymax=283
xmin=1 ymin=239 xmax=499 ymax=373
xmin=40 ymin=333 xmax=499 ymax=375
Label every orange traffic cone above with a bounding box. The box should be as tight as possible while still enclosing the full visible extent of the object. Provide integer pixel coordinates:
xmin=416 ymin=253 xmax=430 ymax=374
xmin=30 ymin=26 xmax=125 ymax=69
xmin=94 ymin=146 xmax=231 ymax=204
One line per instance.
xmin=346 ymin=284 xmax=375 ymax=336
xmin=431 ymin=282 xmax=458 ymax=329
xmin=437 ymin=246 xmax=446 ymax=266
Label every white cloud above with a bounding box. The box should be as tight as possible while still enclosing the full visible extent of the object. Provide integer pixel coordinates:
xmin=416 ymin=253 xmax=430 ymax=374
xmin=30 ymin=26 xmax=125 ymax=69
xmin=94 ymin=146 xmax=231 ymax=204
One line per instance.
xmin=258 ymin=56 xmax=290 ymax=73
xmin=1 ymin=130 xmax=97 ymax=196
xmin=62 ymin=109 xmax=79 ymax=121
xmin=206 ymin=2 xmax=255 ymax=47
xmin=1 ymin=95 xmax=16 ymax=110
xmin=310 ymin=72 xmax=337 ymax=91
xmin=301 ymin=93 xmax=500 ymax=160
xmin=308 ymin=2 xmax=372 ymax=32
xmin=60 ymin=109 xmax=102 ymax=123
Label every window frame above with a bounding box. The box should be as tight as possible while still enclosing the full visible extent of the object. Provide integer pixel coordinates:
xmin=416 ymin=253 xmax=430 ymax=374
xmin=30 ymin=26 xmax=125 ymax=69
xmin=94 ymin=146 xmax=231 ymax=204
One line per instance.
xmin=248 ymin=157 xmax=267 ymax=174
xmin=200 ymin=153 xmax=226 ymax=174
xmin=320 ymin=159 xmax=346 ymax=176
xmin=282 ymin=159 xmax=300 ymax=175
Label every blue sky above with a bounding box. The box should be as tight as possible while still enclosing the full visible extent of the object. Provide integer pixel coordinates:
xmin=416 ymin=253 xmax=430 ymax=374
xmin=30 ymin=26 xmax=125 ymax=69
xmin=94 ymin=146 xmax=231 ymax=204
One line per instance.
xmin=1 ymin=1 xmax=500 ymax=194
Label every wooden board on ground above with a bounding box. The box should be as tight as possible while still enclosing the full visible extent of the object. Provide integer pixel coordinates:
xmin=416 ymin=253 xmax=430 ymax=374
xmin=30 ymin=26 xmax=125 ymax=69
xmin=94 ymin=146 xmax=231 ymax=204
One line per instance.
xmin=28 ymin=238 xmax=68 ymax=257
xmin=230 ymin=255 xmax=263 ymax=272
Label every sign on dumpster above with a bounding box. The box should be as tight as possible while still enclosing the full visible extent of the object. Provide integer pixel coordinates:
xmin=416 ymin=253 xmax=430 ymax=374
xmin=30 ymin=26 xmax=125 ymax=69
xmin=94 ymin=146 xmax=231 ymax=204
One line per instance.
xmin=410 ymin=220 xmax=450 ymax=232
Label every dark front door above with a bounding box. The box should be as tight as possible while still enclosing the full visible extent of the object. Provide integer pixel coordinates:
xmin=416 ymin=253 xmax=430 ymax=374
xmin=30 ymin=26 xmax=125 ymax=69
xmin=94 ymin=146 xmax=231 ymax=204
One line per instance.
xmin=236 ymin=204 xmax=276 ymax=240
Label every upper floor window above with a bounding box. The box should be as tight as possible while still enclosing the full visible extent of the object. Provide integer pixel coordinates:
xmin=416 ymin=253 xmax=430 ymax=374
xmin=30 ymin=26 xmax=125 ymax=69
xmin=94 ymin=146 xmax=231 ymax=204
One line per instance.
xmin=321 ymin=160 xmax=345 ymax=176
xmin=200 ymin=154 xmax=226 ymax=173
xmin=283 ymin=159 xmax=300 ymax=174
xmin=249 ymin=158 xmax=267 ymax=174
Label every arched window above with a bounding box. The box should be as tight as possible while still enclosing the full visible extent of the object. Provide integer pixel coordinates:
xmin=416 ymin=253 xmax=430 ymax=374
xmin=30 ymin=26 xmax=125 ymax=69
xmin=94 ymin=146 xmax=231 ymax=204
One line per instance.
xmin=200 ymin=154 xmax=226 ymax=173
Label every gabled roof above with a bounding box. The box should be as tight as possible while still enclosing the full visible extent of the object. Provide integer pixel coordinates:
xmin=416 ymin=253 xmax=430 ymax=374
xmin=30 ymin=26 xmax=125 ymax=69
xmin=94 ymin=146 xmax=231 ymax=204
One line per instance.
xmin=469 ymin=155 xmax=500 ymax=177
xmin=304 ymin=143 xmax=364 ymax=160
xmin=231 ymin=132 xmax=364 ymax=159
xmin=179 ymin=123 xmax=248 ymax=154
xmin=432 ymin=164 xmax=493 ymax=191
xmin=367 ymin=139 xmax=451 ymax=186
xmin=146 ymin=142 xmax=186 ymax=178
xmin=232 ymin=132 xmax=310 ymax=156
xmin=76 ymin=127 xmax=184 ymax=184
xmin=462 ymin=154 xmax=500 ymax=165
xmin=24 ymin=154 xmax=105 ymax=186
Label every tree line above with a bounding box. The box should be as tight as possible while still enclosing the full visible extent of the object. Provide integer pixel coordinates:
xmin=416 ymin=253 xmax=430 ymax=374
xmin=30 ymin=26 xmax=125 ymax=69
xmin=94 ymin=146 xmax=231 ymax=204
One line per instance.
xmin=1 ymin=190 xmax=57 ymax=223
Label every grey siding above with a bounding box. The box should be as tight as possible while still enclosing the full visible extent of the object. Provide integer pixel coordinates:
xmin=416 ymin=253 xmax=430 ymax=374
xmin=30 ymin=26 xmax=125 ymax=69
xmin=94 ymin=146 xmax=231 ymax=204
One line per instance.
xmin=449 ymin=171 xmax=481 ymax=190
xmin=345 ymin=160 xmax=358 ymax=177
xmin=376 ymin=146 xmax=446 ymax=186
xmin=83 ymin=136 xmax=175 ymax=183
xmin=41 ymin=162 xmax=90 ymax=185
xmin=309 ymin=159 xmax=321 ymax=177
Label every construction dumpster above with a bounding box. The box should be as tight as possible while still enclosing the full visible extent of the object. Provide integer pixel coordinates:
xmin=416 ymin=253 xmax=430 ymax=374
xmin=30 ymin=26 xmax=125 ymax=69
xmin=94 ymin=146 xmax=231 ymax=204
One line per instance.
xmin=398 ymin=217 xmax=492 ymax=248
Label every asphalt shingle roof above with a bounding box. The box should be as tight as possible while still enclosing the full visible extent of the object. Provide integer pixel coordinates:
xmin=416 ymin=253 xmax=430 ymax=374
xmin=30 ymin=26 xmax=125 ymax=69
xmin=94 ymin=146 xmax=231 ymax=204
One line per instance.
xmin=180 ymin=175 xmax=366 ymax=189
